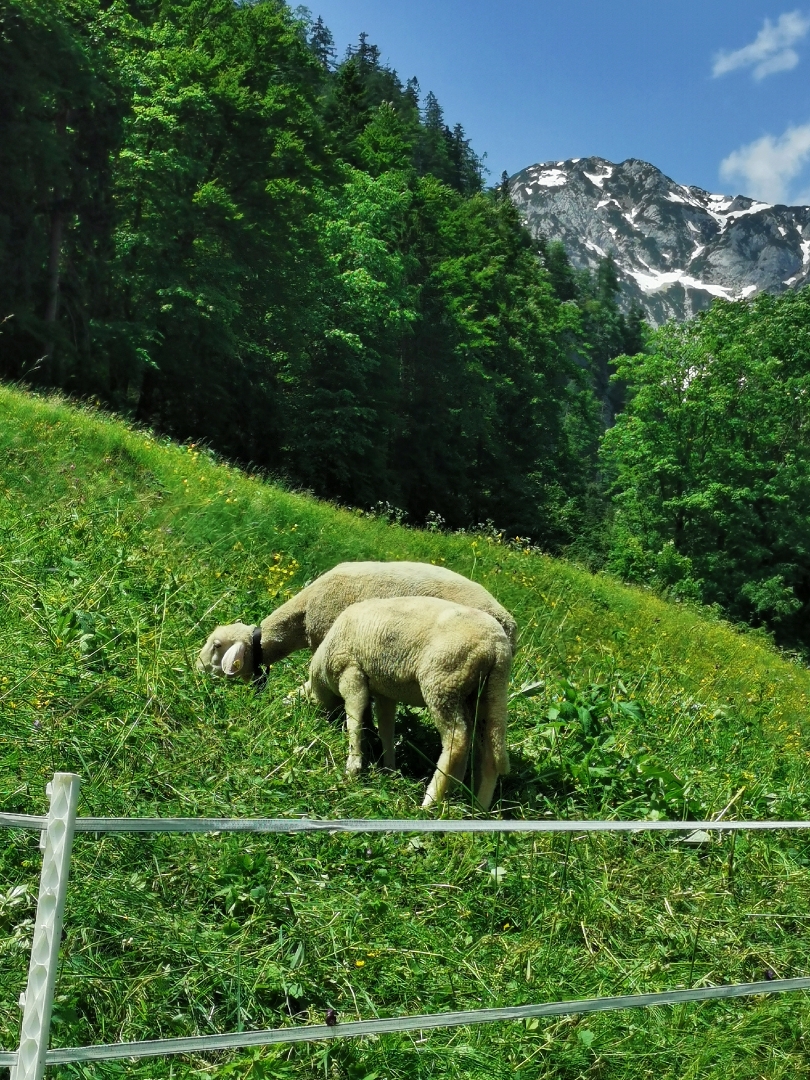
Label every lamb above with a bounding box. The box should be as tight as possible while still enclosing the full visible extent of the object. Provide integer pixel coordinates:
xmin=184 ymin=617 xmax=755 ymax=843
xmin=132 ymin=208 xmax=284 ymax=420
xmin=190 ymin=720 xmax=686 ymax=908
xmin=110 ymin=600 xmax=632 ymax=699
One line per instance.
xmin=197 ymin=560 xmax=517 ymax=681
xmin=302 ymin=596 xmax=512 ymax=811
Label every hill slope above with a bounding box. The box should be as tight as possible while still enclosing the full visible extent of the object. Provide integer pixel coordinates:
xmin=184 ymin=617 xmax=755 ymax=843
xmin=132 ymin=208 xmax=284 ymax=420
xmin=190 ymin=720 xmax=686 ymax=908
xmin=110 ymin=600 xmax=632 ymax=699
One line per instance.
xmin=509 ymin=156 xmax=810 ymax=324
xmin=1 ymin=384 xmax=809 ymax=1079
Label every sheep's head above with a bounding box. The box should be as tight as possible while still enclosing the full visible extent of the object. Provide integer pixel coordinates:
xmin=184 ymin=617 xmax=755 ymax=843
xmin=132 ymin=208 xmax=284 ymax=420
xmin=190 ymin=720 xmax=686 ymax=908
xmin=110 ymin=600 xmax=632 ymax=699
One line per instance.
xmin=197 ymin=622 xmax=256 ymax=680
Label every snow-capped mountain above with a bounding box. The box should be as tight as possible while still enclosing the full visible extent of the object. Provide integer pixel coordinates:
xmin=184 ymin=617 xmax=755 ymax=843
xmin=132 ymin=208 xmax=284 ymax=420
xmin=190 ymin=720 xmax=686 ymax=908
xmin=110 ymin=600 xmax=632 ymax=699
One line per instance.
xmin=509 ymin=156 xmax=810 ymax=325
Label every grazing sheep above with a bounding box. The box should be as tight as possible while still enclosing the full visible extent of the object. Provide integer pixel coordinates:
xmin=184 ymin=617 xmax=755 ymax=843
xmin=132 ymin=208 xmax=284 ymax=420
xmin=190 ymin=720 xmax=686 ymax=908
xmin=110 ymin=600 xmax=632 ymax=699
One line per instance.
xmin=303 ymin=596 xmax=512 ymax=810
xmin=198 ymin=561 xmax=517 ymax=681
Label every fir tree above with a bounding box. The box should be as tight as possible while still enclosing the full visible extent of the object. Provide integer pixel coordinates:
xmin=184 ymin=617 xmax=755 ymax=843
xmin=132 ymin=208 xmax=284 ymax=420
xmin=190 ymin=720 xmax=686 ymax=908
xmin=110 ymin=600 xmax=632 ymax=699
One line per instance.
xmin=353 ymin=31 xmax=380 ymax=70
xmin=422 ymin=89 xmax=443 ymax=131
xmin=356 ymin=102 xmax=412 ymax=174
xmin=404 ymin=76 xmax=420 ymax=110
xmin=326 ymin=57 xmax=370 ymax=154
xmin=596 ymin=251 xmax=621 ymax=306
xmin=446 ymin=123 xmax=484 ymax=195
xmin=623 ymin=301 xmax=646 ymax=355
xmin=413 ymin=92 xmax=453 ymax=185
xmin=308 ymin=15 xmax=335 ymax=70
xmin=542 ymin=240 xmax=578 ymax=301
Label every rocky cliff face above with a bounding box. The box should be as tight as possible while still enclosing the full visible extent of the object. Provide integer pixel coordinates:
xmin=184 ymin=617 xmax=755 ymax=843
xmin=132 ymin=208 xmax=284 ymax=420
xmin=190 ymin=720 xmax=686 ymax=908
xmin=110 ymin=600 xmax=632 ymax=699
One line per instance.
xmin=509 ymin=156 xmax=810 ymax=325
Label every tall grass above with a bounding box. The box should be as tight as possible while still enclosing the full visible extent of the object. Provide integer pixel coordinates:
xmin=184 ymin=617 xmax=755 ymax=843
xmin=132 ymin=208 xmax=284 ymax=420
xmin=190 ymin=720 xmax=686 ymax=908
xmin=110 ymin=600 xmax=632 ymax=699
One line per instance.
xmin=1 ymin=383 xmax=809 ymax=1079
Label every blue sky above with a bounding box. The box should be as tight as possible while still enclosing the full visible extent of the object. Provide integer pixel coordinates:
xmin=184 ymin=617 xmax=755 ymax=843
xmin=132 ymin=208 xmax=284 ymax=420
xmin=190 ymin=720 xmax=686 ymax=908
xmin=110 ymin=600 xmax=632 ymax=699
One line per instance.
xmin=305 ymin=2 xmax=810 ymax=204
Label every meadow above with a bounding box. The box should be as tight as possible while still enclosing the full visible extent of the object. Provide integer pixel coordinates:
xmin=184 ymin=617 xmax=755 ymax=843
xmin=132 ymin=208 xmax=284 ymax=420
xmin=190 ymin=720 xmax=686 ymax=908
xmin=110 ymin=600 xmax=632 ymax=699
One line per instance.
xmin=1 ymin=383 xmax=810 ymax=1079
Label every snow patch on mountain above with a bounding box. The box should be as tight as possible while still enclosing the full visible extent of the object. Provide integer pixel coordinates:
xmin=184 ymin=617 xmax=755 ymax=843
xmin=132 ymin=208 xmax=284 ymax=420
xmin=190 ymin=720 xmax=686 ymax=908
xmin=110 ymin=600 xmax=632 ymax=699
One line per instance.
xmin=723 ymin=201 xmax=774 ymax=222
xmin=583 ymin=166 xmax=613 ymax=188
xmin=531 ymin=169 xmax=568 ymax=188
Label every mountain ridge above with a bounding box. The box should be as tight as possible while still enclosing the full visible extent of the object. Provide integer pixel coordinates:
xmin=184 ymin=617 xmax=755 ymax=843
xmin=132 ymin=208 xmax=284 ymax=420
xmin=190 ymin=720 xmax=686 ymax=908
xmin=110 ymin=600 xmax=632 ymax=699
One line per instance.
xmin=509 ymin=155 xmax=810 ymax=324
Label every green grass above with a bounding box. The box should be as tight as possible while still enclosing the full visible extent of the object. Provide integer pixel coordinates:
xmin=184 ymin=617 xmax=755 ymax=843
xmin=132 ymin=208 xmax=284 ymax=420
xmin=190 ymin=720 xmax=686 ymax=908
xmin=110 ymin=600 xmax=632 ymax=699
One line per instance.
xmin=1 ymin=381 xmax=810 ymax=1079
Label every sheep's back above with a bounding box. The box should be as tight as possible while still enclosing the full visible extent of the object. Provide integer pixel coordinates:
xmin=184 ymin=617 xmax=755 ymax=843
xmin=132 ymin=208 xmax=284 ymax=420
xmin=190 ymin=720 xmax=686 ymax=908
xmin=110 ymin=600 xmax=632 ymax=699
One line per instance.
xmin=315 ymin=596 xmax=509 ymax=703
xmin=303 ymin=561 xmax=517 ymax=650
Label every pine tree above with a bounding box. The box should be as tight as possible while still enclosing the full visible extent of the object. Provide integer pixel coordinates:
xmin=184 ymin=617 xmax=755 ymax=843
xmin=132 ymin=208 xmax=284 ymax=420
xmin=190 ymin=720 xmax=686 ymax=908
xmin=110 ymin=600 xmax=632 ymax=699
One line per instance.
xmin=623 ymin=301 xmax=646 ymax=355
xmin=308 ymin=15 xmax=335 ymax=70
xmin=356 ymin=102 xmax=412 ymax=174
xmin=422 ymin=90 xmax=443 ymax=131
xmin=596 ymin=252 xmax=621 ymax=306
xmin=542 ymin=241 xmax=578 ymax=301
xmin=404 ymin=76 xmax=420 ymax=110
xmin=326 ymin=57 xmax=370 ymax=156
xmin=446 ymin=123 xmax=484 ymax=195
xmin=581 ymin=253 xmax=633 ymax=424
xmin=413 ymin=91 xmax=453 ymax=184
xmin=354 ymin=31 xmax=380 ymax=70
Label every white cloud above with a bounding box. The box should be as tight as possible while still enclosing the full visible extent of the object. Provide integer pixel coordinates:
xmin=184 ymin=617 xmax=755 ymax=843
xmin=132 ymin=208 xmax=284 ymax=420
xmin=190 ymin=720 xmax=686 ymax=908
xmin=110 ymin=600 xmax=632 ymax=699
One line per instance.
xmin=713 ymin=11 xmax=810 ymax=80
xmin=720 ymin=123 xmax=810 ymax=203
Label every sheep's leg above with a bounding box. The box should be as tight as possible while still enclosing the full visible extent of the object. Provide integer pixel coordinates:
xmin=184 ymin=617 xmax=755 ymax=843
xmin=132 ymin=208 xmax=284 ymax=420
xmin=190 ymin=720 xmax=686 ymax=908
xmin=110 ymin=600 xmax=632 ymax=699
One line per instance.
xmin=472 ymin=669 xmax=510 ymax=812
xmin=338 ymin=666 xmax=370 ymax=777
xmin=422 ymin=709 xmax=470 ymax=808
xmin=473 ymin=699 xmax=501 ymax=810
xmin=474 ymin=742 xmax=498 ymax=812
xmin=373 ymin=696 xmax=397 ymax=770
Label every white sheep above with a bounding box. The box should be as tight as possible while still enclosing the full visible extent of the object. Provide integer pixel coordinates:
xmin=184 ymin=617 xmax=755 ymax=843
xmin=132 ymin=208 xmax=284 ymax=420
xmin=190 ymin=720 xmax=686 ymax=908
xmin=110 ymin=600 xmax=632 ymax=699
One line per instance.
xmin=198 ymin=560 xmax=517 ymax=681
xmin=303 ymin=596 xmax=512 ymax=810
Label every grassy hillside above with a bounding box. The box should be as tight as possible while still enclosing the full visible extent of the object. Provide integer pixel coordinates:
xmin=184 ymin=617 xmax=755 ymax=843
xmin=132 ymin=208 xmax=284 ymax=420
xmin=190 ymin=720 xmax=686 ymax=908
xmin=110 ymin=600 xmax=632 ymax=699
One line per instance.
xmin=1 ymin=382 xmax=809 ymax=1079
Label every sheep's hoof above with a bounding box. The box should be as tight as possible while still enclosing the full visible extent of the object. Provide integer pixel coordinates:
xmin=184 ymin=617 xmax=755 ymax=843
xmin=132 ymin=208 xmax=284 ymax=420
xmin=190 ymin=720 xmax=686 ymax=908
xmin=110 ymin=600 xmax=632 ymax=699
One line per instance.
xmin=345 ymin=757 xmax=363 ymax=777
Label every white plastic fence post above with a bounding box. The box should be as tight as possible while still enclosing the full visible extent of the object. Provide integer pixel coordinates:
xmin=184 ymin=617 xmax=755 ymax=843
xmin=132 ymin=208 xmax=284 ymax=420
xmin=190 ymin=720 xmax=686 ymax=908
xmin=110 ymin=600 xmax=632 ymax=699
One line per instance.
xmin=11 ymin=773 xmax=81 ymax=1080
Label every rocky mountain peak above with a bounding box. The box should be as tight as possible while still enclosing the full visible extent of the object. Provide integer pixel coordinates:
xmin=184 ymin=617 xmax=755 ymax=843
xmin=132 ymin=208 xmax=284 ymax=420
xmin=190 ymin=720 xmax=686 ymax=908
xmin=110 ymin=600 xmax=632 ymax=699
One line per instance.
xmin=509 ymin=156 xmax=810 ymax=324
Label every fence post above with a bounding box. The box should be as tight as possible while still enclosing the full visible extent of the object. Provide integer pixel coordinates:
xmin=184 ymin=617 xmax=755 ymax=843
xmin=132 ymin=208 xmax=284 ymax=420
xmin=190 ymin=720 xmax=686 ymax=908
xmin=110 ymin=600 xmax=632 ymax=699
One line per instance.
xmin=11 ymin=773 xmax=81 ymax=1080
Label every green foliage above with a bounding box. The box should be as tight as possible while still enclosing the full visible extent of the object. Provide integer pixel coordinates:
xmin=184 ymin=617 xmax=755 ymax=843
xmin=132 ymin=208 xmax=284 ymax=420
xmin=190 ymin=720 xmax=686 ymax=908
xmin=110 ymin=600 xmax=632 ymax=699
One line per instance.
xmin=525 ymin=241 xmax=648 ymax=561
xmin=277 ymin=166 xmax=413 ymax=506
xmin=514 ymin=676 xmax=696 ymax=819
xmin=391 ymin=177 xmax=578 ymax=537
xmin=538 ymin=243 xmax=648 ymax=424
xmin=112 ymin=0 xmax=329 ymax=455
xmin=2 ymin=385 xmax=810 ymax=1080
xmin=307 ymin=15 xmax=336 ymax=71
xmin=0 ymin=1 xmax=605 ymax=550
xmin=541 ymin=240 xmax=578 ymax=302
xmin=602 ymin=290 xmax=810 ymax=649
xmin=356 ymin=102 xmax=413 ymax=174
xmin=0 ymin=0 xmax=128 ymax=380
xmin=319 ymin=36 xmax=484 ymax=195
xmin=274 ymin=163 xmax=592 ymax=540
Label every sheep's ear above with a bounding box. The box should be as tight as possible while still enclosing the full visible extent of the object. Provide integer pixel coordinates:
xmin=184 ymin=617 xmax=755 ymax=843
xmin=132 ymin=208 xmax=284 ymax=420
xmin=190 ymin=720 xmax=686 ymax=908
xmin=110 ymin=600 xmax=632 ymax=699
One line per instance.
xmin=221 ymin=641 xmax=246 ymax=676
